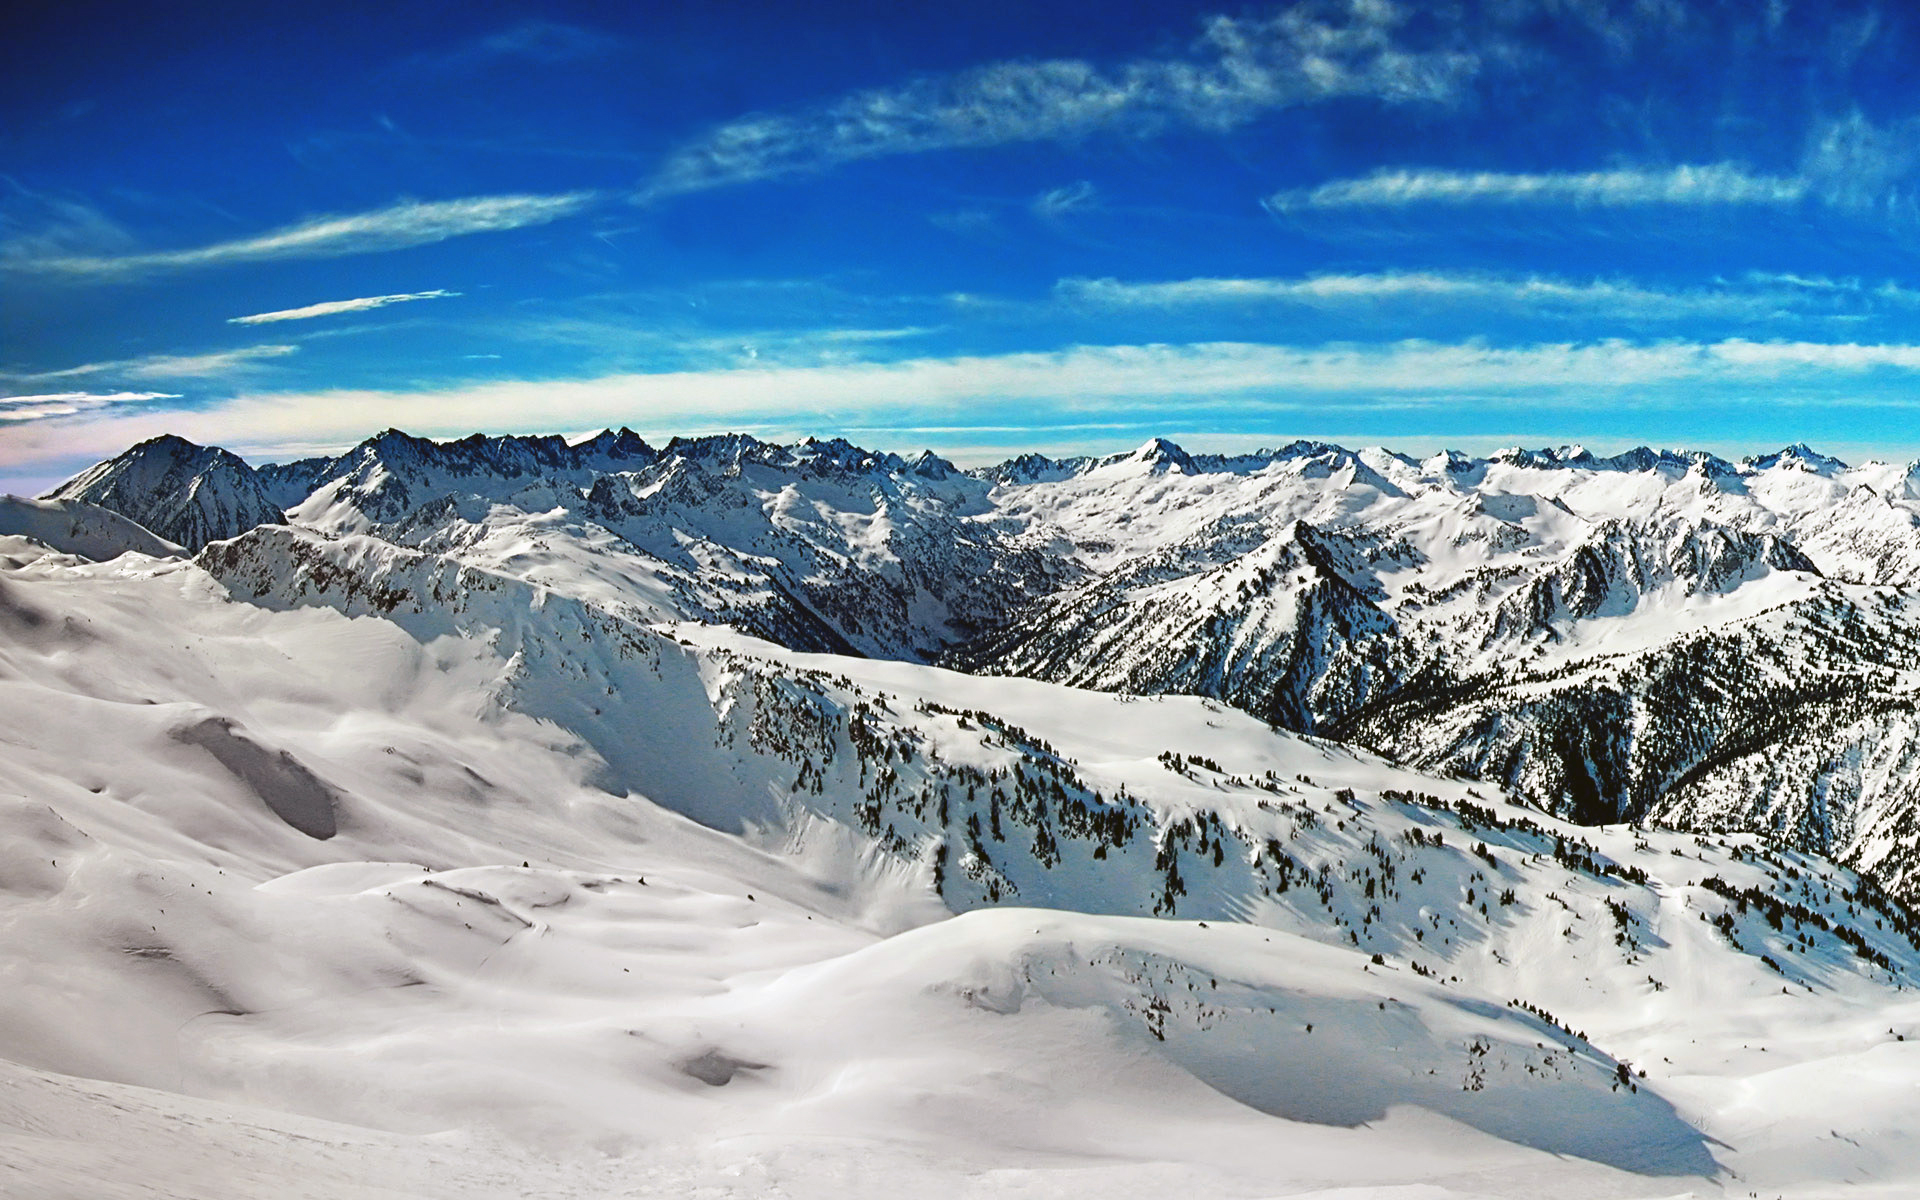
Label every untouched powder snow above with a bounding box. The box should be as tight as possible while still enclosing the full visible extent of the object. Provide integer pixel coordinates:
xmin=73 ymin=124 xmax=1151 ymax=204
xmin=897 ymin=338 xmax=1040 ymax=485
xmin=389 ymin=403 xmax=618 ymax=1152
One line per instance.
xmin=0 ymin=495 xmax=185 ymax=562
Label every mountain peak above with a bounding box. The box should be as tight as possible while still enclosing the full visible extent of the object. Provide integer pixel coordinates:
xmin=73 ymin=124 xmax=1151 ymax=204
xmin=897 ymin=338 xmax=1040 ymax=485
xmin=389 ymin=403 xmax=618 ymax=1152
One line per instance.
xmin=135 ymin=432 xmax=205 ymax=458
xmin=1123 ymin=437 xmax=1194 ymax=471
xmin=905 ymin=448 xmax=958 ymax=479
xmin=1745 ymin=443 xmax=1848 ymax=473
xmin=43 ymin=436 xmax=282 ymax=551
xmin=976 ymin=451 xmax=1087 ymax=485
xmin=1490 ymin=445 xmax=1593 ymax=469
xmin=1424 ymin=449 xmax=1479 ymax=474
xmin=573 ymin=426 xmax=655 ymax=466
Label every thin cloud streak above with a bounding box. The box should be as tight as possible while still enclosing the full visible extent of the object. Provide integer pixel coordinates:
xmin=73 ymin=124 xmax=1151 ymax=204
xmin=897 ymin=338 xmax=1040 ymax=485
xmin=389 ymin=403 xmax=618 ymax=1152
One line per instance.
xmin=1033 ymin=182 xmax=1099 ymax=219
xmin=17 ymin=344 xmax=297 ymax=381
xmin=1058 ymin=272 xmax=1776 ymax=315
xmin=0 ymin=391 xmax=179 ymax=424
xmin=7 ymin=193 xmax=596 ymax=279
xmin=1053 ymin=271 xmax=1889 ymax=320
xmin=229 ymin=290 xmax=460 ymax=325
xmin=395 ymin=20 xmax=625 ymax=76
xmin=1268 ymin=164 xmax=1810 ymax=211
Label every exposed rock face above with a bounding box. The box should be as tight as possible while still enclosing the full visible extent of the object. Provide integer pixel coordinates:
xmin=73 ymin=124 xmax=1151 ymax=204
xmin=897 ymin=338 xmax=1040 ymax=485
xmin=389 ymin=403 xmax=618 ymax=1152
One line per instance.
xmin=43 ymin=434 xmax=283 ymax=550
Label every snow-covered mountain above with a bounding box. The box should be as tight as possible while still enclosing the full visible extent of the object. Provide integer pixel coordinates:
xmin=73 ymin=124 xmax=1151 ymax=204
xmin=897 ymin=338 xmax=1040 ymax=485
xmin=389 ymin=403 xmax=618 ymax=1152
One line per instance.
xmin=23 ymin=426 xmax=1920 ymax=1195
xmin=45 ymin=427 xmax=1920 ymax=899
xmin=42 ymin=433 xmax=285 ymax=550
xmin=969 ymin=438 xmax=1920 ymax=898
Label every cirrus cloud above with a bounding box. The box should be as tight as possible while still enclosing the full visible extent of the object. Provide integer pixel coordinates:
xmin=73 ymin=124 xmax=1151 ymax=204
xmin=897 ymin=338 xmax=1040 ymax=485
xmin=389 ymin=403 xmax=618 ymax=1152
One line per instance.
xmin=15 ymin=344 xmax=298 ymax=382
xmin=639 ymin=3 xmax=1482 ymax=201
xmin=1051 ymin=270 xmax=1889 ymax=321
xmin=5 ymin=193 xmax=597 ymax=280
xmin=1266 ymin=163 xmax=1811 ymax=212
xmin=0 ymin=391 xmax=179 ymax=424
xmin=229 ymin=290 xmax=460 ymax=325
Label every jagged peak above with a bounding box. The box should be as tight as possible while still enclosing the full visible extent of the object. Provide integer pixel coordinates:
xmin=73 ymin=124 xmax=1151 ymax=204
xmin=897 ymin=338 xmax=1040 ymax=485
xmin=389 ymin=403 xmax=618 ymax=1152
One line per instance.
xmin=661 ymin=431 xmax=776 ymax=467
xmin=92 ymin=433 xmax=250 ymax=472
xmin=131 ymin=432 xmax=209 ymax=457
xmin=330 ymin=428 xmax=664 ymax=482
xmin=45 ymin=433 xmax=256 ymax=498
xmin=1490 ymin=445 xmax=1593 ymax=469
xmin=1086 ymin=438 xmax=1191 ymax=473
xmin=572 ymin=426 xmax=652 ymax=454
xmin=791 ymin=436 xmax=904 ymax=475
xmin=364 ymin=427 xmax=428 ymax=450
xmin=1588 ymin=446 xmax=1735 ymax=475
xmin=904 ymin=448 xmax=959 ymax=479
xmin=1127 ymin=436 xmax=1193 ymax=468
xmin=42 ymin=432 xmax=281 ymax=551
xmin=1422 ymin=449 xmax=1480 ymax=475
xmin=1745 ymin=443 xmax=1849 ymax=473
xmin=1252 ymin=438 xmax=1347 ymax=464
xmin=972 ymin=451 xmax=1092 ymax=485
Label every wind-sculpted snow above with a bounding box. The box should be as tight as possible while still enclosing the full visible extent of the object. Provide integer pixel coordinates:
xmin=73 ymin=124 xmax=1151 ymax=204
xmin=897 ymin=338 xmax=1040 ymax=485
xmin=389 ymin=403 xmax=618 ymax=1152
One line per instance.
xmin=170 ymin=715 xmax=340 ymax=839
xmin=0 ymin=494 xmax=184 ymax=561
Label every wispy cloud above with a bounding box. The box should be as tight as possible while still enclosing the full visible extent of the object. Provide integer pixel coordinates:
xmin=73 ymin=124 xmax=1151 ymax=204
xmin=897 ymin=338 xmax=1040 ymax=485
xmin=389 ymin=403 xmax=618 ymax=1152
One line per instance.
xmin=394 ymin=20 xmax=625 ymax=76
xmin=0 ymin=391 xmax=178 ymax=423
xmin=1802 ymin=110 xmax=1920 ymax=211
xmin=1270 ymin=107 xmax=1920 ymax=219
xmin=1054 ymin=271 xmax=1846 ymax=319
xmin=1745 ymin=271 xmax=1920 ymax=306
xmin=5 ymin=193 xmax=596 ymax=279
xmin=638 ymin=4 xmax=1481 ymax=200
xmin=1033 ymin=181 xmax=1099 ymax=219
xmin=0 ymin=186 xmax=137 ymax=263
xmin=17 ymin=344 xmax=297 ymax=382
xmin=229 ymin=289 xmax=459 ymax=325
xmin=1268 ymin=163 xmax=1810 ymax=211
xmin=928 ymin=209 xmax=1000 ymax=238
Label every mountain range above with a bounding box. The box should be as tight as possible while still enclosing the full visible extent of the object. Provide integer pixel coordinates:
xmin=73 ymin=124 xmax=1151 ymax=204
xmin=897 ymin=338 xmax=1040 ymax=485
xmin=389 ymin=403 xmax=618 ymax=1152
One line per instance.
xmin=42 ymin=426 xmax=1920 ymax=898
xmin=15 ymin=426 xmax=1920 ymax=1196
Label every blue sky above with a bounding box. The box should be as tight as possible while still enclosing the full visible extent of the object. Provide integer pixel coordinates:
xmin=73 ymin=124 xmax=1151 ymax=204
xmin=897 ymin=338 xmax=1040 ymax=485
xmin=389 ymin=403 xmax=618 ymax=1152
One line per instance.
xmin=7 ymin=0 xmax=1920 ymax=491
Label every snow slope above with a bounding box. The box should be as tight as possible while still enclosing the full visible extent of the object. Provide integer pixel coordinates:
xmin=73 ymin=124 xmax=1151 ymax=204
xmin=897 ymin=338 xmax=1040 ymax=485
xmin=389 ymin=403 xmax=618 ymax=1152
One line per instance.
xmin=0 ymin=495 xmax=184 ymax=561
xmin=11 ymin=521 xmax=1920 ymax=1196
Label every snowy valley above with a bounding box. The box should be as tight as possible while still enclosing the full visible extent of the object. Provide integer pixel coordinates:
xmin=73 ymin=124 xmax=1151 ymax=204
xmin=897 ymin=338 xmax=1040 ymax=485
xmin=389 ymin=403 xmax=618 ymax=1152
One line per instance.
xmin=11 ymin=429 xmax=1920 ymax=1197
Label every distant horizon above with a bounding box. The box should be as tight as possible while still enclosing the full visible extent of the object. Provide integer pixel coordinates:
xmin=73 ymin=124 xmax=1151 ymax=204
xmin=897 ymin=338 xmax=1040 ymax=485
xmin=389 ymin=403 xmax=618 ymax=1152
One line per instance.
xmin=16 ymin=423 xmax=1920 ymax=502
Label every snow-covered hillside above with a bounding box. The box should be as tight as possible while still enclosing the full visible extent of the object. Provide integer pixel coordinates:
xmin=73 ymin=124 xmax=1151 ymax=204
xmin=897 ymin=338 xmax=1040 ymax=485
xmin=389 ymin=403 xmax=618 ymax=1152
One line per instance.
xmin=56 ymin=427 xmax=1920 ymax=898
xmin=20 ymin=428 xmax=1920 ymax=1195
